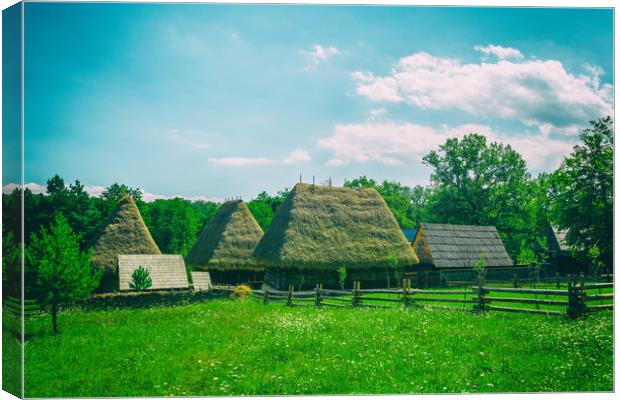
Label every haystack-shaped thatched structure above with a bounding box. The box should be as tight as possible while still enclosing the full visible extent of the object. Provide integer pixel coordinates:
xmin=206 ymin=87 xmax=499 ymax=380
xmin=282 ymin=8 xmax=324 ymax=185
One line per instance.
xmin=185 ymin=200 xmax=264 ymax=285
xmin=412 ymin=223 xmax=513 ymax=268
xmin=253 ymin=183 xmax=419 ymax=290
xmin=91 ymin=195 xmax=161 ymax=291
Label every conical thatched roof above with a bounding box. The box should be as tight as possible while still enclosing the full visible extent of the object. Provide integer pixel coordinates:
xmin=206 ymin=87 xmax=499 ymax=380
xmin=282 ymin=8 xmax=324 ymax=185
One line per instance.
xmin=91 ymin=195 xmax=161 ymax=276
xmin=185 ymin=200 xmax=264 ymax=271
xmin=253 ymin=183 xmax=419 ymax=270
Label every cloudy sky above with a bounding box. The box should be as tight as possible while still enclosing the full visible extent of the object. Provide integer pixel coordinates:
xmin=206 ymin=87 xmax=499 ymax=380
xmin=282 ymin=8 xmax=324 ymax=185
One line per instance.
xmin=17 ymin=4 xmax=613 ymax=201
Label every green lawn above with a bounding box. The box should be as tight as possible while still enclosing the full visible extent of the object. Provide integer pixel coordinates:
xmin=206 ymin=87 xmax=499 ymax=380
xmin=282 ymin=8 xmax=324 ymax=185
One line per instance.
xmin=22 ymin=298 xmax=613 ymax=397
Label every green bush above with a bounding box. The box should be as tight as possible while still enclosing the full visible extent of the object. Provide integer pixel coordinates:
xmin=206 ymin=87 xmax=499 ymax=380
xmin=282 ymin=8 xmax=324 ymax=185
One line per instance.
xmin=129 ymin=266 xmax=152 ymax=291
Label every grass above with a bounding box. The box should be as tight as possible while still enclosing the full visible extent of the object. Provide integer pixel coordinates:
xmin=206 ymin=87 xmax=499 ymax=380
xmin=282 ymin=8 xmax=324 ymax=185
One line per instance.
xmin=21 ymin=298 xmax=613 ymax=397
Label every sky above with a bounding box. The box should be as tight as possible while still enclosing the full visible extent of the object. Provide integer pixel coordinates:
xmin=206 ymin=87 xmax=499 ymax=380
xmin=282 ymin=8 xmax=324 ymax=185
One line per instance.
xmin=13 ymin=3 xmax=614 ymax=201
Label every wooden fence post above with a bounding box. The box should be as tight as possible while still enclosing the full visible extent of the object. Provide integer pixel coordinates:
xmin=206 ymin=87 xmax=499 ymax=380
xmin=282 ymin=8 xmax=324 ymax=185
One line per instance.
xmin=287 ymin=285 xmax=293 ymax=307
xmin=263 ymin=288 xmax=269 ymax=305
xmin=512 ymin=273 xmax=519 ymax=288
xmin=315 ymin=283 xmax=323 ymax=307
xmin=475 ymin=285 xmax=487 ymax=312
xmin=556 ymin=272 xmax=561 ymax=289
xmin=402 ymin=279 xmax=411 ymax=307
xmin=567 ymin=275 xmax=586 ymax=319
xmin=352 ymin=281 xmax=360 ymax=306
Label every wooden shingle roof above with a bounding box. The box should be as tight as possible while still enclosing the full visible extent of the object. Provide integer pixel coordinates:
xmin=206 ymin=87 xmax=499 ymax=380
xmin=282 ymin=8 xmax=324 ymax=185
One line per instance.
xmin=412 ymin=223 xmax=513 ymax=268
xmin=118 ymin=254 xmax=189 ymax=290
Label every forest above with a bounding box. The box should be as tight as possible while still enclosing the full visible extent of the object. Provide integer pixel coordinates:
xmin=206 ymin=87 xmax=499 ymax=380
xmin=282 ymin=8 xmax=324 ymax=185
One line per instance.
xmin=2 ymin=117 xmax=613 ymax=280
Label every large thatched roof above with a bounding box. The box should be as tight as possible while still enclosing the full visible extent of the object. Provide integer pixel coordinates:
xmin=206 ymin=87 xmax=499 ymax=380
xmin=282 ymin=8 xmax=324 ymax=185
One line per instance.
xmin=91 ymin=195 xmax=161 ymax=275
xmin=412 ymin=223 xmax=513 ymax=268
xmin=185 ymin=200 xmax=264 ymax=271
xmin=252 ymin=183 xmax=418 ymax=270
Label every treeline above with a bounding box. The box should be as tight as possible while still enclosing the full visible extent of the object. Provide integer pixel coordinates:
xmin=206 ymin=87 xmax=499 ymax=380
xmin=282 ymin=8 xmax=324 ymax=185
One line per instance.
xmin=2 ymin=117 xmax=613 ymax=271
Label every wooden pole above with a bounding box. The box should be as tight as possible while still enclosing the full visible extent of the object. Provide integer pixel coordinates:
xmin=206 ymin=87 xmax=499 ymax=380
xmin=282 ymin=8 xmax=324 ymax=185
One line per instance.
xmin=556 ymin=272 xmax=561 ymax=289
xmin=263 ymin=288 xmax=269 ymax=305
xmin=402 ymin=278 xmax=409 ymax=307
xmin=287 ymin=285 xmax=293 ymax=307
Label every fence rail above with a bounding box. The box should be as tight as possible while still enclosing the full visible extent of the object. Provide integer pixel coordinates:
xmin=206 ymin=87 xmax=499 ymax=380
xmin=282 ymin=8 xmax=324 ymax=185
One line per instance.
xmin=257 ymin=274 xmax=612 ymax=318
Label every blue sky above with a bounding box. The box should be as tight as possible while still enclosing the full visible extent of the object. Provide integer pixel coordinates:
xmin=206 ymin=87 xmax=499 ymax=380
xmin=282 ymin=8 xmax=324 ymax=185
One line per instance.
xmin=19 ymin=4 xmax=613 ymax=201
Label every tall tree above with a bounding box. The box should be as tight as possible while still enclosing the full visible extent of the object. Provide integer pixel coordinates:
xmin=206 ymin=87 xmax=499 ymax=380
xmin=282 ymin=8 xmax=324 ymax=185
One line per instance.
xmin=25 ymin=214 xmax=101 ymax=334
xmin=550 ymin=117 xmax=613 ymax=268
xmin=423 ymin=134 xmax=532 ymax=258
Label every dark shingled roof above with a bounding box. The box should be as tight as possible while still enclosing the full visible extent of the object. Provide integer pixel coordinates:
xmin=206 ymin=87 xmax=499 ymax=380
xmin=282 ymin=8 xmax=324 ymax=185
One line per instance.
xmin=412 ymin=223 xmax=513 ymax=268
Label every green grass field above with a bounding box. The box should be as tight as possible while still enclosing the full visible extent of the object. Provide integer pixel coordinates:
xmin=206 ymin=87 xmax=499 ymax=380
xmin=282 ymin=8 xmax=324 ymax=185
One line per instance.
xmin=16 ymin=297 xmax=613 ymax=397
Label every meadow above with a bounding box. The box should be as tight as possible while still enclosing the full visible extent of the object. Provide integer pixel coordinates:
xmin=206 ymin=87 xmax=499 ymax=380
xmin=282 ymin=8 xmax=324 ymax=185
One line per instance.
xmin=16 ymin=298 xmax=614 ymax=397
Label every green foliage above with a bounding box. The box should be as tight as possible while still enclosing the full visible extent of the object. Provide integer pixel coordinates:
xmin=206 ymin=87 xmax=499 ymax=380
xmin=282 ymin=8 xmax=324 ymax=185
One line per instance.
xmin=586 ymin=247 xmax=605 ymax=277
xmin=422 ymin=134 xmax=534 ymax=259
xmin=22 ymin=300 xmax=613 ymax=396
xmin=473 ymin=253 xmax=486 ymax=285
xmin=129 ymin=266 xmax=152 ymax=291
xmin=2 ymin=229 xmax=20 ymax=292
xmin=101 ymin=183 xmax=143 ymax=203
xmin=25 ymin=213 xmax=101 ymax=333
xmin=549 ymin=117 xmax=613 ymax=268
xmin=247 ymin=190 xmax=289 ymax=230
xmin=336 ymin=265 xmax=347 ymax=290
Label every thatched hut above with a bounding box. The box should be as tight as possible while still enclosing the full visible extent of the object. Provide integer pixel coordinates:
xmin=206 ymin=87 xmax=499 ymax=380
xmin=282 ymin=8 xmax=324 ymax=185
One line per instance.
xmin=253 ymin=183 xmax=419 ymax=290
xmin=185 ymin=200 xmax=264 ymax=285
xmin=91 ymin=195 xmax=161 ymax=291
xmin=412 ymin=223 xmax=513 ymax=269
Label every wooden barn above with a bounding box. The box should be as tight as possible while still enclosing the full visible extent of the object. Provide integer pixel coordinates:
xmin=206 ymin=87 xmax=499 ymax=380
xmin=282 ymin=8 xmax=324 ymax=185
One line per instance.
xmin=185 ymin=200 xmax=264 ymax=285
xmin=118 ymin=254 xmax=189 ymax=291
xmin=253 ymin=183 xmax=419 ymax=290
xmin=544 ymin=223 xmax=583 ymax=274
xmin=91 ymin=195 xmax=161 ymax=291
xmin=412 ymin=223 xmax=513 ymax=269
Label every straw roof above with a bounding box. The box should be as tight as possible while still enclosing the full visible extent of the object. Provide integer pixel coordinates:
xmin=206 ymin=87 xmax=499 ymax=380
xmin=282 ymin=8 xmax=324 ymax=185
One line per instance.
xmin=91 ymin=195 xmax=161 ymax=275
xmin=412 ymin=223 xmax=513 ymax=268
xmin=185 ymin=200 xmax=264 ymax=271
xmin=252 ymin=183 xmax=418 ymax=270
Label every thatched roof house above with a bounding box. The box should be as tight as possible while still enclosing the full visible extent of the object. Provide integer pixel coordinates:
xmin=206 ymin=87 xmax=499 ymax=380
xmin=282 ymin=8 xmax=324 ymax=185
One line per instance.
xmin=253 ymin=183 xmax=418 ymax=289
xmin=91 ymin=195 xmax=161 ymax=290
xmin=185 ymin=200 xmax=264 ymax=285
xmin=118 ymin=255 xmax=188 ymax=291
xmin=412 ymin=223 xmax=513 ymax=268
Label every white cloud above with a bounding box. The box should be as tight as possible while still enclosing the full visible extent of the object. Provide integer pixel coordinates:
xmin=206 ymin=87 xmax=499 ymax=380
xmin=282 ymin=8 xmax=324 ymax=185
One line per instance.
xmin=300 ymin=44 xmax=340 ymax=70
xmin=282 ymin=149 xmax=311 ymax=164
xmin=369 ymin=107 xmax=387 ymax=119
xmin=318 ymin=121 xmax=574 ymax=172
xmin=2 ymin=183 xmax=46 ymax=195
xmin=208 ymin=157 xmax=274 ymax=166
xmin=474 ymin=44 xmax=524 ymax=60
xmin=353 ymin=50 xmax=613 ymax=129
xmin=84 ymin=185 xmax=106 ymax=197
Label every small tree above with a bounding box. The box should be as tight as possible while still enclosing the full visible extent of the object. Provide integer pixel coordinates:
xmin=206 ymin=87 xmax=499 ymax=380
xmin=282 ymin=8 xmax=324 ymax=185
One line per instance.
xmin=473 ymin=253 xmax=486 ymax=287
xmin=129 ymin=266 xmax=152 ymax=290
xmin=25 ymin=214 xmax=101 ymax=334
xmin=337 ymin=265 xmax=347 ymax=290
xmin=586 ymin=246 xmax=605 ymax=279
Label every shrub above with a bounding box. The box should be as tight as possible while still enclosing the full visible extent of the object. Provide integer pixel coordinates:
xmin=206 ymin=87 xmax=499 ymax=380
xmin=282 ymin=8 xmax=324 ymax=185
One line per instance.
xmin=337 ymin=265 xmax=347 ymax=290
xmin=129 ymin=266 xmax=152 ymax=291
xmin=230 ymin=285 xmax=252 ymax=300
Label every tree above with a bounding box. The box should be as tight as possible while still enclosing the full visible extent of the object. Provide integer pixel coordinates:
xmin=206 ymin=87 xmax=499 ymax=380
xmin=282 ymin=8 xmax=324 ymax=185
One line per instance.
xmin=422 ymin=134 xmax=532 ymax=258
xmin=247 ymin=190 xmax=289 ymax=230
xmin=143 ymin=198 xmax=200 ymax=255
xmin=101 ymin=183 xmax=142 ymax=203
xmin=549 ymin=117 xmax=613 ymax=269
xmin=25 ymin=214 xmax=101 ymax=334
xmin=129 ymin=266 xmax=152 ymax=290
xmin=2 ymin=229 xmax=21 ymax=297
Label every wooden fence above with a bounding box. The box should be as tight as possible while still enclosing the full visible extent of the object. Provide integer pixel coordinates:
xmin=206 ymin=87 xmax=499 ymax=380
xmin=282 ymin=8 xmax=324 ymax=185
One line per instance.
xmin=252 ymin=276 xmax=613 ymax=318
